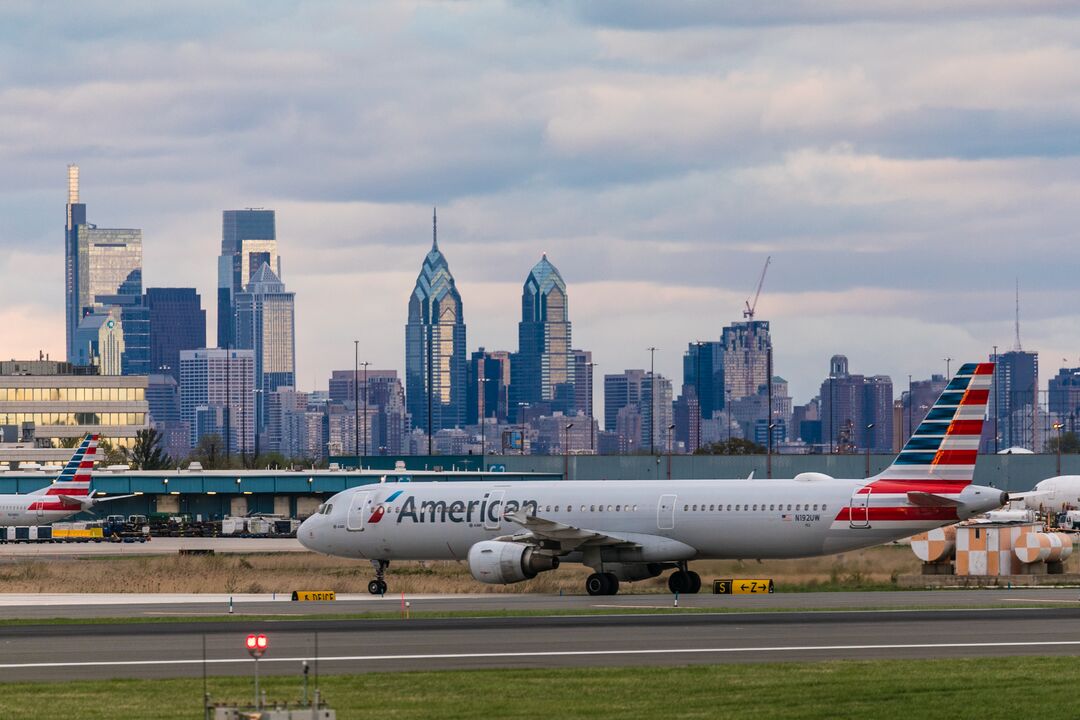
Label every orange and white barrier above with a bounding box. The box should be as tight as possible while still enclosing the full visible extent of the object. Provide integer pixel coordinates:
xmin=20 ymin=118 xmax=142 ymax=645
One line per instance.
xmin=911 ymin=526 xmax=956 ymax=563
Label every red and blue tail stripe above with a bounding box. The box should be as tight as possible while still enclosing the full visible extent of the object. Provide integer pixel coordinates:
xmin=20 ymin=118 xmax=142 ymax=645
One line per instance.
xmin=41 ymin=434 xmax=99 ymax=497
xmin=874 ymin=362 xmax=993 ymax=484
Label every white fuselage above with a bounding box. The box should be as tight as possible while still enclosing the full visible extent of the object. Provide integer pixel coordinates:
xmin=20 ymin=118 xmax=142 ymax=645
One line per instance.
xmin=299 ymin=477 xmax=1000 ymax=563
xmin=0 ymin=495 xmax=81 ymax=526
xmin=1023 ymin=476 xmax=1080 ymax=512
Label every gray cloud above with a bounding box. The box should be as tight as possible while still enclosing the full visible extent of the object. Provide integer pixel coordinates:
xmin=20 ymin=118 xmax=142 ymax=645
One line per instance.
xmin=1 ymin=1 xmax=1078 ymax=405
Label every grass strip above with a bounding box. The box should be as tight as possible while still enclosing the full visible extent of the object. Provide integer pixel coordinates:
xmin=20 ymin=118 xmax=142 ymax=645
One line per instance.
xmin=0 ymin=656 xmax=1076 ymax=719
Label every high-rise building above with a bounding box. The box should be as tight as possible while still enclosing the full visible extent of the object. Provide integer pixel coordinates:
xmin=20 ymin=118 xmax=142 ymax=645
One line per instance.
xmin=73 ymin=308 xmax=124 ymax=375
xmin=235 ymin=264 xmax=296 ymax=435
xmin=179 ymin=348 xmax=255 ymax=456
xmin=721 ymin=320 xmax=772 ymax=402
xmin=673 ymin=385 xmax=700 ymax=452
xmin=510 ymin=255 xmax=573 ymax=419
xmin=63 ymin=164 xmax=147 ymax=374
xmin=217 ymin=209 xmax=278 ymax=349
xmin=405 ymin=210 xmax=467 ymax=439
xmin=328 ymin=369 xmax=407 ymax=455
xmin=572 ymin=350 xmax=594 ymax=421
xmin=819 ymin=355 xmax=894 ymax=452
xmin=1049 ymin=367 xmax=1080 ymax=433
xmin=604 ymin=369 xmax=646 ymax=432
xmin=683 ymin=341 xmax=723 ymax=420
xmin=467 ymin=349 xmax=511 ymax=425
xmin=683 ymin=321 xmax=772 ymax=423
xmin=641 ymin=372 xmax=673 ymax=453
xmin=146 ymin=288 xmax=206 ymax=382
xmin=989 ymin=349 xmax=1039 ymax=451
xmin=146 ymin=373 xmax=189 ymax=461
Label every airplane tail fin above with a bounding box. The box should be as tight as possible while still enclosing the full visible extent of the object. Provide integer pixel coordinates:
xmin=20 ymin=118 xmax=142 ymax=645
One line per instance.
xmin=872 ymin=362 xmax=993 ymax=487
xmin=32 ymin=434 xmax=99 ymax=498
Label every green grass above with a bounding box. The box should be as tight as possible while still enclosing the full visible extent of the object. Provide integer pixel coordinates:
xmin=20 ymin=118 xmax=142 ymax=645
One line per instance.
xmin=0 ymin=656 xmax=1076 ymax=719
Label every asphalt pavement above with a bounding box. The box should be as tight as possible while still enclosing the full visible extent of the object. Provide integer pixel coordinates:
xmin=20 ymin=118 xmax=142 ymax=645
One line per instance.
xmin=3 ymin=601 xmax=1080 ymax=681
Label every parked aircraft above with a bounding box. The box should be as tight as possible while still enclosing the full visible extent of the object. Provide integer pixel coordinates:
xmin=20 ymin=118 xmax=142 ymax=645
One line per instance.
xmin=1012 ymin=476 xmax=1080 ymax=512
xmin=299 ymin=363 xmax=1005 ymax=595
xmin=0 ymin=435 xmax=128 ymax=526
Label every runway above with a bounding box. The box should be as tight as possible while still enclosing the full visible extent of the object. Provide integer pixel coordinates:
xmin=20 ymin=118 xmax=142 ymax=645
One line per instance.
xmin=0 ymin=587 xmax=1077 ymax=620
xmin=3 ymin=602 xmax=1080 ymax=681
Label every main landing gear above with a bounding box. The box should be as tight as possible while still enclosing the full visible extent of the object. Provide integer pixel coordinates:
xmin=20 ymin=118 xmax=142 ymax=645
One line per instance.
xmin=368 ymin=559 xmax=389 ymax=595
xmin=667 ymin=565 xmax=701 ymax=594
xmin=585 ymin=572 xmax=620 ymax=596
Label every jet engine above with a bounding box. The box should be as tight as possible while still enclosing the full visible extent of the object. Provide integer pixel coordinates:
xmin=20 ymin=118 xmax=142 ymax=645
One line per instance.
xmin=467 ymin=541 xmax=559 ymax=584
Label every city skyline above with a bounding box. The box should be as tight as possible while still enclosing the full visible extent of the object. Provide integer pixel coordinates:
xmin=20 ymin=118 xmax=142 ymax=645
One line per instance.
xmin=3 ymin=3 xmax=1080 ymax=407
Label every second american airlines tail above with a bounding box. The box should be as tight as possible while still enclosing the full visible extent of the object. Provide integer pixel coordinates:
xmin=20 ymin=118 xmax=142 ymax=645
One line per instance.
xmin=299 ymin=363 xmax=1005 ymax=596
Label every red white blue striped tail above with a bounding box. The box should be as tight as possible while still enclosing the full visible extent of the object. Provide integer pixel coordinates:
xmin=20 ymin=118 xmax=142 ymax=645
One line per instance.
xmin=34 ymin=434 xmax=99 ymax=497
xmin=873 ymin=362 xmax=994 ymax=486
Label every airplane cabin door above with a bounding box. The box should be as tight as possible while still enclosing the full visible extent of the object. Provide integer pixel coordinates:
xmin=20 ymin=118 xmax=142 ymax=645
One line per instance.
xmin=346 ymin=492 xmax=372 ymax=531
xmin=657 ymin=494 xmax=676 ymax=530
xmin=848 ymin=487 xmax=871 ymax=529
xmin=35 ymin=502 xmax=44 ymax=521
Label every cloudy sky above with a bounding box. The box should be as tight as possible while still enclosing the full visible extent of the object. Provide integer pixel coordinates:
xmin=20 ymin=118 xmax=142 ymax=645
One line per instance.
xmin=2 ymin=1 xmax=1079 ymax=409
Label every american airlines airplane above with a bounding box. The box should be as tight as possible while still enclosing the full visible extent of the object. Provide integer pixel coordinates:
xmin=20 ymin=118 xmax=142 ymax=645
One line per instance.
xmin=0 ymin=435 xmax=120 ymax=526
xmin=299 ymin=362 xmax=1006 ymax=596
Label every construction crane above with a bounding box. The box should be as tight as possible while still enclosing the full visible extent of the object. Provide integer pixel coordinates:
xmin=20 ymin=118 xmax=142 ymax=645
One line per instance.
xmin=743 ymin=256 xmax=771 ymax=321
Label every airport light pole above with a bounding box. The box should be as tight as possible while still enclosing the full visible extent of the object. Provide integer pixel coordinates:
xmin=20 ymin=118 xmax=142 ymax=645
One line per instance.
xmin=865 ymin=423 xmax=875 ymax=477
xmin=564 ymin=422 xmax=574 ymax=481
xmin=667 ymin=423 xmax=675 ymax=479
xmin=478 ymin=377 xmax=491 ymax=459
xmin=1054 ymin=422 xmax=1064 ymax=475
xmin=648 ymin=345 xmax=656 ymax=453
xmin=353 ymin=340 xmax=359 ymax=466
xmin=361 ymin=360 xmax=371 ymax=457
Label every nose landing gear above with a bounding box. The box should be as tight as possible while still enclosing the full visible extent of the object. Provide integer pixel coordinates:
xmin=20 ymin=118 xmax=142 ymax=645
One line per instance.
xmin=368 ymin=559 xmax=389 ymax=595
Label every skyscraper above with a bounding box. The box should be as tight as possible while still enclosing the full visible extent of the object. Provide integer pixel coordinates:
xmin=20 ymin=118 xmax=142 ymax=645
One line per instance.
xmin=467 ymin=349 xmax=511 ymax=425
xmin=990 ymin=349 xmax=1039 ymax=451
xmin=64 ymin=164 xmax=147 ymax=374
xmin=234 ymin=264 xmax=296 ymax=434
xmin=405 ymin=210 xmax=467 ymax=439
xmin=819 ymin=355 xmax=894 ymax=452
xmin=510 ymin=255 xmax=573 ymax=419
xmin=572 ymin=349 xmax=594 ymax=421
xmin=217 ymin=209 xmax=277 ymax=349
xmin=179 ymin=348 xmax=255 ymax=456
xmin=146 ymin=288 xmax=206 ymax=382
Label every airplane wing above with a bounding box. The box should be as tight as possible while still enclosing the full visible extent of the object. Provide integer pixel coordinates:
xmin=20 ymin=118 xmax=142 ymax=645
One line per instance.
xmin=498 ymin=510 xmax=640 ymax=552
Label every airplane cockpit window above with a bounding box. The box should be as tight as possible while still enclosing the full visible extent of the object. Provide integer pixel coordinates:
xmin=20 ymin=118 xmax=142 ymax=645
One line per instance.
xmin=316 ymin=503 xmax=326 ymax=514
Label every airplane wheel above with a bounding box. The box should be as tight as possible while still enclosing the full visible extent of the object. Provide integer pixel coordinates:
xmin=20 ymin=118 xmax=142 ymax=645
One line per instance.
xmin=368 ymin=579 xmax=387 ymax=595
xmin=687 ymin=571 xmax=702 ymax=594
xmin=602 ymin=572 xmax=620 ymax=596
xmin=668 ymin=570 xmax=691 ymax=594
xmin=585 ymin=573 xmax=608 ymax=596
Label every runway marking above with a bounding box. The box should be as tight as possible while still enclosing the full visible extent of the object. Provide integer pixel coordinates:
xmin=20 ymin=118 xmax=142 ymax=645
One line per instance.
xmin=1003 ymin=598 xmax=1080 ymax=603
xmin=3 ymin=640 xmax=1080 ymax=670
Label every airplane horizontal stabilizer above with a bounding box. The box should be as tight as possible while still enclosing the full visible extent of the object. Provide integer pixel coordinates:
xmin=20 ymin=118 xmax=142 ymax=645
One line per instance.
xmin=906 ymin=491 xmax=962 ymax=507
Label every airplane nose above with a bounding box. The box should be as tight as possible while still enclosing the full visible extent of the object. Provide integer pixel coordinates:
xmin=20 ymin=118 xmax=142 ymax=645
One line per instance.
xmin=297 ymin=516 xmax=318 ymax=551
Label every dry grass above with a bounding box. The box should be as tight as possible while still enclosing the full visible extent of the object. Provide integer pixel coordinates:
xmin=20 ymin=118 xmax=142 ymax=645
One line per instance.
xmin=0 ymin=544 xmax=921 ymax=594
